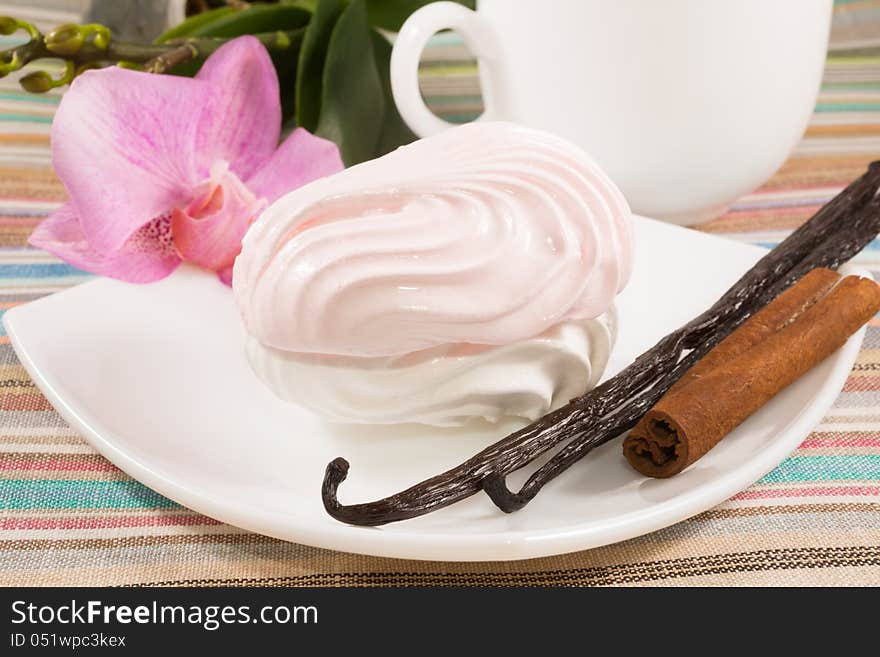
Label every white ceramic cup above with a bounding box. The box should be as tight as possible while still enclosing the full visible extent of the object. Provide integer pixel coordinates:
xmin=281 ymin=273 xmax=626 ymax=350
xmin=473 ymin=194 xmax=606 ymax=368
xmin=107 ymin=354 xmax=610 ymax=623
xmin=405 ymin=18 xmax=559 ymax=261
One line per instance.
xmin=390 ymin=0 xmax=833 ymax=225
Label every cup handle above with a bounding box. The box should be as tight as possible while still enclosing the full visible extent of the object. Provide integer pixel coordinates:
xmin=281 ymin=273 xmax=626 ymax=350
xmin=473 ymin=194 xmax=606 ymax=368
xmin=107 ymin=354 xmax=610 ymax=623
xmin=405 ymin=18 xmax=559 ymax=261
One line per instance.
xmin=391 ymin=1 xmax=503 ymax=137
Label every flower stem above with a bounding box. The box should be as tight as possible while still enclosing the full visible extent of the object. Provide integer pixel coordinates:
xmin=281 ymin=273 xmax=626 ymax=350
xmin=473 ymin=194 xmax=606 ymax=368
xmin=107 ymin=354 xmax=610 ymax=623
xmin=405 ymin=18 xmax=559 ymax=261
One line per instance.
xmin=0 ymin=16 xmax=306 ymax=90
xmin=142 ymin=30 xmax=306 ymax=73
xmin=143 ymin=42 xmax=199 ymax=74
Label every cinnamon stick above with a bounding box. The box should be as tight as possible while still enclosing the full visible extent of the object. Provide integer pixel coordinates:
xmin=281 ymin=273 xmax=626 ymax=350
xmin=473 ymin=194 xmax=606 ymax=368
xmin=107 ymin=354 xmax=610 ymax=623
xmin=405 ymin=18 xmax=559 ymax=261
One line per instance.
xmin=623 ymin=270 xmax=880 ymax=478
xmin=660 ymin=267 xmax=841 ymax=396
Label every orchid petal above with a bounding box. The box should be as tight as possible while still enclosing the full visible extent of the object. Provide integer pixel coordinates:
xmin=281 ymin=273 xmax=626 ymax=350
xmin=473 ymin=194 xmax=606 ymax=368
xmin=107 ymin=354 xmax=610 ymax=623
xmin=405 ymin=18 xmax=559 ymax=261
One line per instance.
xmin=29 ymin=204 xmax=181 ymax=283
xmin=246 ymin=128 xmax=344 ymax=204
xmin=51 ymin=66 xmax=212 ymax=254
xmin=217 ymin=265 xmax=234 ymax=286
xmin=172 ymin=162 xmax=265 ymax=277
xmin=195 ymin=36 xmax=281 ymax=181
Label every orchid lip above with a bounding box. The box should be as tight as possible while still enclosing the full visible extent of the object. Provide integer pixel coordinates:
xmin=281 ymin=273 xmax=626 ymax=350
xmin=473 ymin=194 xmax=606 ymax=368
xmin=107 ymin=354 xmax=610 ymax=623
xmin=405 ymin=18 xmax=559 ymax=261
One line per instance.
xmin=170 ymin=161 xmax=267 ymax=273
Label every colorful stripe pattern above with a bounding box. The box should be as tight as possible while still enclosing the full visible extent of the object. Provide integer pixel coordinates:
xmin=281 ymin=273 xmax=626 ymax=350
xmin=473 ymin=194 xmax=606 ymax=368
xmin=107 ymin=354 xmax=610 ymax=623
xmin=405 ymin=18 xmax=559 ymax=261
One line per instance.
xmin=1 ymin=1 xmax=879 ymax=587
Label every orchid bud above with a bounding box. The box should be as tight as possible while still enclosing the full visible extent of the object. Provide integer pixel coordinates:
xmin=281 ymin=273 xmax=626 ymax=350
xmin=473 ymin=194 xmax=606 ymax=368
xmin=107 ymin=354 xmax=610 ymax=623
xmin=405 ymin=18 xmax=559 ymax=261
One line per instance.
xmin=91 ymin=30 xmax=109 ymax=50
xmin=0 ymin=16 xmax=17 ymax=35
xmin=19 ymin=70 xmax=53 ymax=93
xmin=80 ymin=24 xmax=111 ymax=51
xmin=275 ymin=30 xmax=291 ymax=49
xmin=0 ymin=16 xmax=37 ymax=39
xmin=0 ymin=51 xmax=21 ymax=76
xmin=45 ymin=24 xmax=84 ymax=56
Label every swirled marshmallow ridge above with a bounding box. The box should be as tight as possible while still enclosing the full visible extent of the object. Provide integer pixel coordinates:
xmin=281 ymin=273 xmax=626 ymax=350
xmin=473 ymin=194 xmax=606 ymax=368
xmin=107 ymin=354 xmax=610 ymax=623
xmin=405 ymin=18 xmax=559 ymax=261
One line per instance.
xmin=233 ymin=122 xmax=632 ymax=358
xmin=244 ymin=310 xmax=616 ymax=426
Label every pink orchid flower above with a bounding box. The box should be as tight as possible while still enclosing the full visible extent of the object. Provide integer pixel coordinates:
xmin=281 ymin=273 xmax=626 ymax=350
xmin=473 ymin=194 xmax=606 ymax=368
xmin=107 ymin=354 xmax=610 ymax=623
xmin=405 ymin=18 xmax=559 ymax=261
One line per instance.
xmin=29 ymin=36 xmax=344 ymax=285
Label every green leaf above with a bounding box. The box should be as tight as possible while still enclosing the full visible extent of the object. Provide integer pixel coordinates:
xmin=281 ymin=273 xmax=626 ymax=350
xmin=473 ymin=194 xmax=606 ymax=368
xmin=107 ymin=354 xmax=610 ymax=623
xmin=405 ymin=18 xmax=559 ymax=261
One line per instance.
xmin=155 ymin=6 xmax=239 ymax=43
xmin=370 ymin=30 xmax=416 ymax=156
xmin=316 ymin=0 xmax=384 ymax=165
xmin=365 ymin=0 xmax=474 ymax=33
xmin=282 ymin=0 xmax=319 ymax=11
xmin=163 ymin=4 xmax=310 ymax=125
xmin=186 ymin=3 xmax=312 ymax=38
xmin=272 ymin=30 xmax=309 ymax=125
xmin=295 ymin=0 xmax=343 ymax=132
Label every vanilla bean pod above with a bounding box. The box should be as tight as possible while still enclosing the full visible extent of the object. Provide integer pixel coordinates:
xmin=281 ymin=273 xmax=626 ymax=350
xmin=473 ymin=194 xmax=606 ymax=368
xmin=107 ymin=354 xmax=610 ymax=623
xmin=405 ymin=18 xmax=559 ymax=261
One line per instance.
xmin=485 ymin=190 xmax=880 ymax=511
xmin=322 ymin=162 xmax=880 ymax=526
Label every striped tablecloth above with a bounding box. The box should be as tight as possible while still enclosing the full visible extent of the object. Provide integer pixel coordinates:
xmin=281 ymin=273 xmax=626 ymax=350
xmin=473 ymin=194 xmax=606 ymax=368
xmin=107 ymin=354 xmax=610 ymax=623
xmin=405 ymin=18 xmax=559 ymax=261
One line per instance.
xmin=1 ymin=2 xmax=879 ymax=587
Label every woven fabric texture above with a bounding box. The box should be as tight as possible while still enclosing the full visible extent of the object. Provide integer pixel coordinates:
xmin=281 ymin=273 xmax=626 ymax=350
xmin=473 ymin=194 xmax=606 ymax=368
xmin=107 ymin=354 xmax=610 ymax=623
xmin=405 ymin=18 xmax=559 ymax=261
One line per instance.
xmin=0 ymin=1 xmax=878 ymax=586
